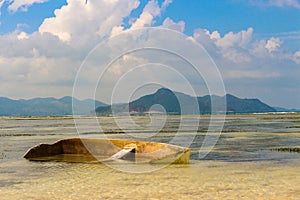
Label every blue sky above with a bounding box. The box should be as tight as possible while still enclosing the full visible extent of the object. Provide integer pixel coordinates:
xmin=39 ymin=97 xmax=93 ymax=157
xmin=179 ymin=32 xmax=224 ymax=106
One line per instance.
xmin=0 ymin=0 xmax=299 ymax=108
xmin=0 ymin=1 xmax=66 ymax=34
xmin=1 ymin=0 xmax=300 ymax=37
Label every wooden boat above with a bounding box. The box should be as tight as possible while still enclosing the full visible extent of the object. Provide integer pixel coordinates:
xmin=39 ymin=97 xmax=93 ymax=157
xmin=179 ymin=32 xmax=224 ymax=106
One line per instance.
xmin=23 ymin=138 xmax=190 ymax=164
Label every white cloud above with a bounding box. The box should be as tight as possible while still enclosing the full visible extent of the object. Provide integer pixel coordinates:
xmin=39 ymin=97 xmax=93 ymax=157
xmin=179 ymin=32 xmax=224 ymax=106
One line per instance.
xmin=194 ymin=28 xmax=254 ymax=63
xmin=215 ymin=28 xmax=253 ymax=49
xmin=7 ymin=0 xmax=49 ymax=12
xmin=265 ymin=37 xmax=282 ymax=53
xmin=162 ymin=17 xmax=185 ymax=32
xmin=17 ymin=31 xmax=29 ymax=40
xmin=128 ymin=0 xmax=173 ymax=31
xmin=0 ymin=31 xmax=73 ymax=58
xmin=192 ymin=29 xmax=217 ymax=53
xmin=161 ymin=0 xmax=173 ymax=10
xmin=293 ymin=51 xmax=300 ymax=64
xmin=268 ymin=0 xmax=300 ymax=8
xmin=250 ymin=0 xmax=300 ymax=9
xmin=250 ymin=40 xmax=269 ymax=57
xmin=221 ymin=48 xmax=251 ymax=63
xmin=107 ymin=54 xmax=147 ymax=76
xmin=192 ymin=26 xmax=300 ymax=89
xmin=0 ymin=29 xmax=83 ymax=100
xmin=0 ymin=0 xmax=48 ymax=23
xmin=130 ymin=11 xmax=154 ymax=29
xmin=129 ymin=0 xmax=161 ymax=30
xmin=0 ymin=0 xmax=6 ymax=17
xmin=209 ymin=31 xmax=221 ymax=40
xmin=0 ymin=50 xmax=78 ymax=83
xmin=225 ymin=69 xmax=280 ymax=79
xmin=110 ymin=26 xmax=124 ymax=37
xmin=0 ymin=0 xmax=5 ymax=10
xmin=39 ymin=0 xmax=140 ymax=46
xmin=278 ymin=31 xmax=300 ymax=40
xmin=192 ymin=27 xmax=299 ymax=66
xmin=110 ymin=0 xmax=173 ymax=36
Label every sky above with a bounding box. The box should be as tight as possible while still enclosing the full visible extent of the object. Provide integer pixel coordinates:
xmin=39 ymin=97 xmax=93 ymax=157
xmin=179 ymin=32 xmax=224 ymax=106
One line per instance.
xmin=0 ymin=0 xmax=299 ymax=108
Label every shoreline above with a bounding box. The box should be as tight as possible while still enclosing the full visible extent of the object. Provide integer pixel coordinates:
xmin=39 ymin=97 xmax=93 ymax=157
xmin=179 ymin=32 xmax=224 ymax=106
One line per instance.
xmin=0 ymin=112 xmax=300 ymax=120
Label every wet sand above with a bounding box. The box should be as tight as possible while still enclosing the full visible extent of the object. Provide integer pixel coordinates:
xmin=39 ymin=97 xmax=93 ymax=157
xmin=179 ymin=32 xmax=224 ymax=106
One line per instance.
xmin=1 ymin=160 xmax=300 ymax=199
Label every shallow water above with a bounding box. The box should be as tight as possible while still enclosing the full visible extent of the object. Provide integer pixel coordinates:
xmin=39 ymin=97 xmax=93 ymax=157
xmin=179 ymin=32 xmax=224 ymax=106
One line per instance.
xmin=0 ymin=113 xmax=300 ymax=199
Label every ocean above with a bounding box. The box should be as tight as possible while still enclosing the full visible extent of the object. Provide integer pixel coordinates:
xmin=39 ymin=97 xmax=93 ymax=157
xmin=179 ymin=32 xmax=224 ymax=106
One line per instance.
xmin=0 ymin=113 xmax=300 ymax=199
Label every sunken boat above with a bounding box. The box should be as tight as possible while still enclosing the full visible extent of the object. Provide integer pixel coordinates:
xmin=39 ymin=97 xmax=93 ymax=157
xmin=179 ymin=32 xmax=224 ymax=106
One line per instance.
xmin=24 ymin=138 xmax=190 ymax=164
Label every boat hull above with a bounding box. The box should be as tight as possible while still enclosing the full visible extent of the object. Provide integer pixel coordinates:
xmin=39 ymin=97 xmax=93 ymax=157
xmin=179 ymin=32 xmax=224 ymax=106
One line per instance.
xmin=24 ymin=138 xmax=190 ymax=164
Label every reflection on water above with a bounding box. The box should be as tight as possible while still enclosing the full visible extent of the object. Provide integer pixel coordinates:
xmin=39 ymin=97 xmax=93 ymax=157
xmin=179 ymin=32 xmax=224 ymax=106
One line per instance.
xmin=0 ymin=113 xmax=300 ymax=199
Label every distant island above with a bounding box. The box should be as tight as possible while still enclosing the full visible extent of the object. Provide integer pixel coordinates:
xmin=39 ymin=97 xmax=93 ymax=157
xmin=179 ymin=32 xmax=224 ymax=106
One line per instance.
xmin=0 ymin=96 xmax=106 ymax=116
xmin=0 ymin=88 xmax=297 ymax=116
xmin=96 ymin=88 xmax=277 ymax=115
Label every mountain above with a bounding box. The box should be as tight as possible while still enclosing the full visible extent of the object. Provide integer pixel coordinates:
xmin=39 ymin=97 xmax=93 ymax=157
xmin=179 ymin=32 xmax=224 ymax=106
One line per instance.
xmin=95 ymin=88 xmax=276 ymax=115
xmin=0 ymin=96 xmax=107 ymax=116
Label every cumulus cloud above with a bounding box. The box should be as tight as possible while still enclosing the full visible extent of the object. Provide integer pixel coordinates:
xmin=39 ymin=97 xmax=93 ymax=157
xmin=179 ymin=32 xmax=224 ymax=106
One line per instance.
xmin=0 ymin=31 xmax=73 ymax=58
xmin=192 ymin=29 xmax=218 ymax=53
xmin=193 ymin=28 xmax=254 ymax=63
xmin=0 ymin=28 xmax=82 ymax=99
xmin=107 ymin=54 xmax=147 ymax=76
xmin=265 ymin=37 xmax=282 ymax=53
xmin=129 ymin=0 xmax=163 ymax=30
xmin=110 ymin=26 xmax=125 ymax=37
xmin=192 ymin=27 xmax=299 ymax=66
xmin=215 ymin=28 xmax=253 ymax=49
xmin=17 ymin=31 xmax=29 ymax=40
xmin=209 ymin=31 xmax=221 ymax=40
xmin=0 ymin=33 xmax=79 ymax=79
xmin=39 ymin=0 xmax=140 ymax=46
xmin=191 ymin=26 xmax=300 ymax=94
xmin=162 ymin=17 xmax=185 ymax=32
xmin=110 ymin=0 xmax=174 ymax=35
xmin=293 ymin=51 xmax=300 ymax=64
xmin=250 ymin=40 xmax=269 ymax=57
